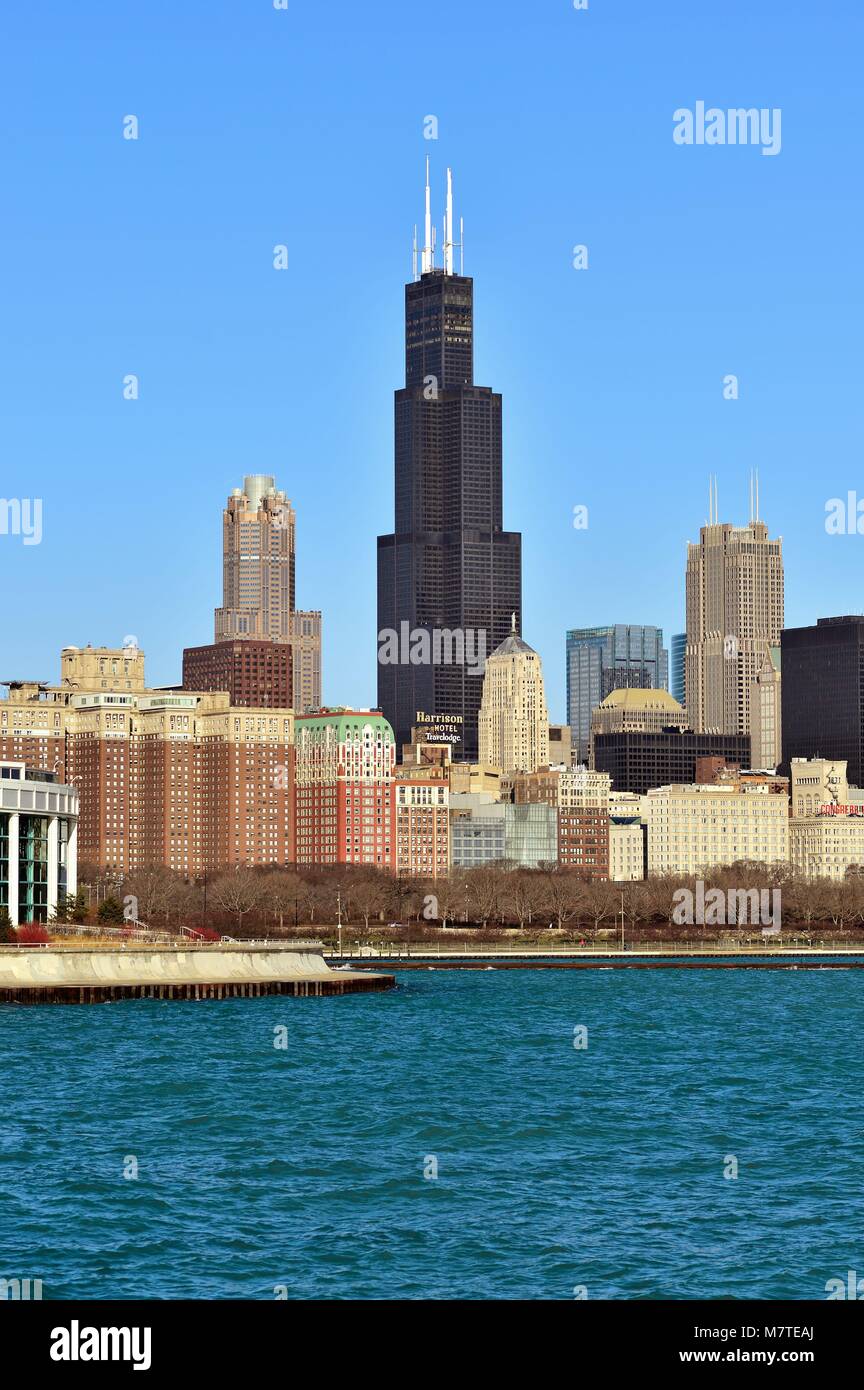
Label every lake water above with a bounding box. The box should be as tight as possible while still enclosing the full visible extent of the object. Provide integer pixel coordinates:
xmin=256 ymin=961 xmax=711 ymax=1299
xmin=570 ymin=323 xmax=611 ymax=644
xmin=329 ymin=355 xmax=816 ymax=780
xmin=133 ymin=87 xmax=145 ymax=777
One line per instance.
xmin=1 ymin=967 xmax=861 ymax=1299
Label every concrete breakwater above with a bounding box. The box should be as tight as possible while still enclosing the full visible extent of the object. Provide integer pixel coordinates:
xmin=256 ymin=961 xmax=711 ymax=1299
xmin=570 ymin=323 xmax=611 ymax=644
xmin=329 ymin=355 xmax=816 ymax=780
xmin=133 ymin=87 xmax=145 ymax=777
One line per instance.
xmin=0 ymin=946 xmax=395 ymax=1005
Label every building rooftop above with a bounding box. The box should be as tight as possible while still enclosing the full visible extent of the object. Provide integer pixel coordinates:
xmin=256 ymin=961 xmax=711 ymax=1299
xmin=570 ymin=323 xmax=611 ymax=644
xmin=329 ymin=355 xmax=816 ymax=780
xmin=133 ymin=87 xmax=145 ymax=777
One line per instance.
xmin=599 ymin=688 xmax=684 ymax=712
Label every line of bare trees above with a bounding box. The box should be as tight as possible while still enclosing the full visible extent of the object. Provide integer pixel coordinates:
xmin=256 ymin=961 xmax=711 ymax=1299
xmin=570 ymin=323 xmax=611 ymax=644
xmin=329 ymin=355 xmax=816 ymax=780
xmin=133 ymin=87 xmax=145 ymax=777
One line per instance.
xmin=69 ymin=860 xmax=864 ymax=939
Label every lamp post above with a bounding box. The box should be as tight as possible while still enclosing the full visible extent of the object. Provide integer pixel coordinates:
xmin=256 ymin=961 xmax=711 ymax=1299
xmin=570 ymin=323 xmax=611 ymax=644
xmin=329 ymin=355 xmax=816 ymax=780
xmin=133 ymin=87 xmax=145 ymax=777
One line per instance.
xmin=620 ymin=891 xmax=625 ymax=953
xmin=337 ymin=889 xmax=342 ymax=956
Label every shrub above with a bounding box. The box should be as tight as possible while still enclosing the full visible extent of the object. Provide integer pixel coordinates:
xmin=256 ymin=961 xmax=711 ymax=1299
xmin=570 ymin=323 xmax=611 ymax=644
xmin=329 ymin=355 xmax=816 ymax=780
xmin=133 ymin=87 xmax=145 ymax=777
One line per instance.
xmin=16 ymin=923 xmax=51 ymax=944
xmin=97 ymin=896 xmax=125 ymax=924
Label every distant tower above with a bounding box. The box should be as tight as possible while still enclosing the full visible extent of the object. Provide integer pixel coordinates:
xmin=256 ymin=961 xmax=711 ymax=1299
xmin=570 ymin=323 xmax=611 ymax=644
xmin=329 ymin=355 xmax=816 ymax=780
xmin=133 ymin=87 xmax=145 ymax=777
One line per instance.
xmin=685 ymin=474 xmax=784 ymax=735
xmin=215 ymin=475 xmax=295 ymax=641
xmin=478 ymin=619 xmax=549 ymax=773
xmin=377 ymin=163 xmax=522 ymax=760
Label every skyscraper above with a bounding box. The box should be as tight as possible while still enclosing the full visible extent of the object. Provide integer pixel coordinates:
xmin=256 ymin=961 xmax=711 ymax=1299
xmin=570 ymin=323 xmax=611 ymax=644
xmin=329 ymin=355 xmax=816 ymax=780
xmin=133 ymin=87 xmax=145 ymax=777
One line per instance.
xmin=685 ymin=477 xmax=783 ymax=735
xmin=193 ymin=474 xmax=322 ymax=712
xmin=781 ymin=616 xmax=864 ymax=786
xmin=376 ymin=164 xmax=522 ymax=761
xmin=566 ymin=625 xmax=668 ymax=763
xmin=478 ymin=621 xmax=549 ymax=773
xmin=215 ymin=475 xmax=295 ymax=642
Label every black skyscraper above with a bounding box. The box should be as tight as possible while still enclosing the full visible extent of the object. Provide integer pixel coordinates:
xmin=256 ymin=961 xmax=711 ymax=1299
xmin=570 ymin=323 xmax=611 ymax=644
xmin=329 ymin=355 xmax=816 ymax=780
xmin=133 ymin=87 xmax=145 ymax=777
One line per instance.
xmin=781 ymin=616 xmax=864 ymax=786
xmin=377 ymin=167 xmax=521 ymax=760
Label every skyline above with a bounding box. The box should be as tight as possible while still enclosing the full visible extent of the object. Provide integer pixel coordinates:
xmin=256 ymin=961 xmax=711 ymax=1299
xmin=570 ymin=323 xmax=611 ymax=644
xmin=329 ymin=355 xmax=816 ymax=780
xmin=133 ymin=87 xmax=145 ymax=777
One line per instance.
xmin=1 ymin=0 xmax=863 ymax=724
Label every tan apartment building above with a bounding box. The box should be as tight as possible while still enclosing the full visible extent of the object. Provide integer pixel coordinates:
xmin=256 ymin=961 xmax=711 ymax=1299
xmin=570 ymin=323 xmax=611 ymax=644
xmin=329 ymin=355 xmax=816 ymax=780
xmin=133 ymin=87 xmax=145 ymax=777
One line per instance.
xmin=0 ymin=647 xmax=295 ymax=876
xmin=646 ymin=780 xmax=789 ymax=876
xmin=394 ymin=766 xmax=450 ymax=879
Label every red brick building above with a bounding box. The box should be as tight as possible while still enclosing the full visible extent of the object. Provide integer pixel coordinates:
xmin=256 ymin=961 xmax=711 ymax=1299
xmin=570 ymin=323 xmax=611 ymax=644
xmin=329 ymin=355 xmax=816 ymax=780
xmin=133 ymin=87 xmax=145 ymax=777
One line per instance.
xmin=182 ymin=639 xmax=293 ymax=709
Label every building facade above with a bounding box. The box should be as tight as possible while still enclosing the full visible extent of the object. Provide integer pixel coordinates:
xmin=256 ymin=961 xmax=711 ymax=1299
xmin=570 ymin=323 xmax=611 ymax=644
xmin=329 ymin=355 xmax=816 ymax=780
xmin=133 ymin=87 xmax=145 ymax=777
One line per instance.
xmin=290 ymin=610 xmax=322 ymax=714
xmin=394 ymin=767 xmax=450 ymax=878
xmin=478 ymin=624 xmax=549 ymax=773
xmin=592 ymin=728 xmax=751 ymax=797
xmin=0 ymin=648 xmax=295 ymax=876
xmin=450 ymin=793 xmax=557 ymax=869
xmin=566 ymin=625 xmax=668 ymax=763
xmin=781 ymin=617 xmax=864 ymax=787
xmin=376 ymin=165 xmax=522 ymax=761
xmin=293 ymin=710 xmax=395 ymax=869
xmin=749 ymin=645 xmax=782 ymax=769
xmin=790 ymin=813 xmax=864 ymax=880
xmin=215 ymin=475 xmax=295 ymax=642
xmin=590 ymin=688 xmax=687 ymax=744
xmin=685 ymin=503 xmax=784 ymax=736
xmin=182 ymin=639 xmax=293 ymax=709
xmin=0 ymin=762 xmax=79 ymax=925
xmin=671 ymin=632 xmax=686 ymax=706
xmin=645 ymin=781 xmax=789 ymax=876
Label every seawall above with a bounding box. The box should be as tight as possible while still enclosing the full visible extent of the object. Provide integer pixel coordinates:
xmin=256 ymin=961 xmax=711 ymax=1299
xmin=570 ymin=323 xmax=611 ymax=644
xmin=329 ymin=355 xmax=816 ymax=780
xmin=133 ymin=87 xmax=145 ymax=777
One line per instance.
xmin=0 ymin=947 xmax=395 ymax=1005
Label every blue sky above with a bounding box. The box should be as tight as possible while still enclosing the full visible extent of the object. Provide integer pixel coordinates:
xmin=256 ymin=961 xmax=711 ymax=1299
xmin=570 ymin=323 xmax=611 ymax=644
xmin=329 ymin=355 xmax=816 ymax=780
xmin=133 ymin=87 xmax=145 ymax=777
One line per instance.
xmin=1 ymin=0 xmax=861 ymax=723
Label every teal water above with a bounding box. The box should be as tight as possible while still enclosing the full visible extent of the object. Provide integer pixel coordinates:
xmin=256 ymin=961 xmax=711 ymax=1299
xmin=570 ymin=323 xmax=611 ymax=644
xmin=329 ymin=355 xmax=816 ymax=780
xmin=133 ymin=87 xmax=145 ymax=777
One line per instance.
xmin=1 ymin=968 xmax=862 ymax=1300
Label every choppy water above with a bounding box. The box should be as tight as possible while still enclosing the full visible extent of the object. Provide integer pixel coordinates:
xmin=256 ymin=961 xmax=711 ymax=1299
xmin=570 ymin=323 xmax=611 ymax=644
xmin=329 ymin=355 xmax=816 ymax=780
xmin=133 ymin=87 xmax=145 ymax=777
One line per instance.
xmin=1 ymin=968 xmax=862 ymax=1300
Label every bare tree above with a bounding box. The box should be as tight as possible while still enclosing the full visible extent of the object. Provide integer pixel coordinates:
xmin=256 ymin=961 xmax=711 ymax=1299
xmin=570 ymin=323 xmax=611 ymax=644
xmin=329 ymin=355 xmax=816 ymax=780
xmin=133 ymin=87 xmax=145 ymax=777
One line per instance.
xmin=209 ymin=870 xmax=266 ymax=934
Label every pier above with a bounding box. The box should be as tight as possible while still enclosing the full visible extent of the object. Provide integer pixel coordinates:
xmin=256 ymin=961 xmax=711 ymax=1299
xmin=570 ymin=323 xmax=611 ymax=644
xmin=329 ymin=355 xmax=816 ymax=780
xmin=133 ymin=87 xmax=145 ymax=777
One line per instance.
xmin=0 ymin=945 xmax=395 ymax=1005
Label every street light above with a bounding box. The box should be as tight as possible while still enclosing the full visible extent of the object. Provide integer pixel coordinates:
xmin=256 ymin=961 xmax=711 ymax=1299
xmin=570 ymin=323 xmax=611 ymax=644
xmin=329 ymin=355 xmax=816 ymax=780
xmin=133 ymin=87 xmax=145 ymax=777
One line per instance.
xmin=337 ymin=888 xmax=343 ymax=956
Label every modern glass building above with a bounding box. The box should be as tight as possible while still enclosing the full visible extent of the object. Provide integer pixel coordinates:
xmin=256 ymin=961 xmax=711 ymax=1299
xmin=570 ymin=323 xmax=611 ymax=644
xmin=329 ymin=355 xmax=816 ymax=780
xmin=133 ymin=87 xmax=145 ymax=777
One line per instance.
xmin=0 ymin=763 xmax=78 ymax=925
xmin=671 ymin=632 xmax=686 ymax=707
xmin=781 ymin=616 xmax=864 ymax=787
xmin=450 ymin=794 xmax=557 ymax=868
xmin=566 ymin=625 xmax=668 ymax=762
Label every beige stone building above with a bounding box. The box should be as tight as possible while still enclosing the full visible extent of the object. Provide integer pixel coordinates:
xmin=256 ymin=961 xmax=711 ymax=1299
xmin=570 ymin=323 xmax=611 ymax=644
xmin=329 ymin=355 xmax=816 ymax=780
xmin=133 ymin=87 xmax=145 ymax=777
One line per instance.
xmin=685 ymin=493 xmax=784 ymax=737
xmin=646 ymin=781 xmax=789 ymax=875
xmin=290 ymin=610 xmax=322 ymax=713
xmin=591 ymin=687 xmax=687 ymax=743
xmin=789 ymin=757 xmax=850 ymax=817
xmin=216 ymin=475 xmax=295 ymax=642
xmin=478 ymin=624 xmax=549 ymax=773
xmin=749 ymin=646 xmax=782 ymax=769
xmin=448 ymin=762 xmax=504 ymax=799
xmin=609 ymin=821 xmax=645 ymax=881
xmin=790 ymin=814 xmax=864 ymax=880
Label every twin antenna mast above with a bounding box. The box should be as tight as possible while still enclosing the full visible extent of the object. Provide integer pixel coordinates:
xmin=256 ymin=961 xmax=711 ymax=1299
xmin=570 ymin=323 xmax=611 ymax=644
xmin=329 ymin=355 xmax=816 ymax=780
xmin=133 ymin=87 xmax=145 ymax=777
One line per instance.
xmin=412 ymin=158 xmax=464 ymax=280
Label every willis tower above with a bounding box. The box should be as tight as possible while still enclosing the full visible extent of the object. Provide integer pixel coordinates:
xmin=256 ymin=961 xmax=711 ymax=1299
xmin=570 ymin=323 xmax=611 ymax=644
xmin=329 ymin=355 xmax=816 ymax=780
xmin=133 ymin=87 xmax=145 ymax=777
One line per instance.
xmin=377 ymin=163 xmax=522 ymax=760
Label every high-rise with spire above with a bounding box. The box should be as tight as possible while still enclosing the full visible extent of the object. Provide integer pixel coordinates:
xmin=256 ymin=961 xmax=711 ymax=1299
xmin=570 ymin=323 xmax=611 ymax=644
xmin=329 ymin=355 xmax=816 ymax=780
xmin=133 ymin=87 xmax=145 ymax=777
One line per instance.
xmin=376 ymin=163 xmax=522 ymax=761
xmin=685 ymin=473 xmax=784 ymax=741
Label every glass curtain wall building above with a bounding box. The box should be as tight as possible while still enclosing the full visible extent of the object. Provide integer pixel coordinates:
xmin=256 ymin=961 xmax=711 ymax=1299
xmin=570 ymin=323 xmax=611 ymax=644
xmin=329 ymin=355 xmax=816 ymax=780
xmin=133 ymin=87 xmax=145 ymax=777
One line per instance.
xmin=566 ymin=625 xmax=669 ymax=763
xmin=0 ymin=763 xmax=78 ymax=925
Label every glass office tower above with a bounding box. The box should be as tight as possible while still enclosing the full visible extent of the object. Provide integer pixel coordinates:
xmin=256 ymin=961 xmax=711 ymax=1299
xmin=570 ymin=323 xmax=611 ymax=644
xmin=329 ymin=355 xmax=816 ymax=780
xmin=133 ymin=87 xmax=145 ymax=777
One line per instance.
xmin=566 ymin=625 xmax=669 ymax=763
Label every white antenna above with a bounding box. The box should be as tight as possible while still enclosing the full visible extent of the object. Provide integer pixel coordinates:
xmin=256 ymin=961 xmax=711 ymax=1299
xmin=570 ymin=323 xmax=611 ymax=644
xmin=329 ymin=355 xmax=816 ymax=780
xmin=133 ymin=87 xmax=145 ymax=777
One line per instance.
xmin=708 ymin=474 xmax=713 ymax=525
xmin=460 ymin=215 xmax=464 ymax=275
xmin=444 ymin=167 xmax=454 ymax=275
xmin=749 ymin=470 xmax=753 ymax=523
xmin=714 ymin=476 xmax=719 ymax=523
xmin=412 ymin=224 xmax=418 ymax=282
xmin=755 ymin=468 xmax=760 ymax=522
xmin=421 ymin=157 xmax=432 ymax=274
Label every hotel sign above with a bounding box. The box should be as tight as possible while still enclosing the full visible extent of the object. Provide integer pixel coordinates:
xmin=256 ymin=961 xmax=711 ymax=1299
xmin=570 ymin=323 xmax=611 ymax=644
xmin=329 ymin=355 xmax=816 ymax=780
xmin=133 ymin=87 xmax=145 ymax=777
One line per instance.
xmin=818 ymin=805 xmax=864 ymax=816
xmin=414 ymin=711 xmax=463 ymax=746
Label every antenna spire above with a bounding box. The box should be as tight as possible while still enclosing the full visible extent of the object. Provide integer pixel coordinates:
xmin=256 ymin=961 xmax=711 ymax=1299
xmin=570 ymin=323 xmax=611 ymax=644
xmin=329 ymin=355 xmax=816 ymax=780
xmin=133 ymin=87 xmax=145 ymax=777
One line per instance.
xmin=421 ymin=157 xmax=433 ymax=273
xmin=444 ymin=167 xmax=454 ymax=275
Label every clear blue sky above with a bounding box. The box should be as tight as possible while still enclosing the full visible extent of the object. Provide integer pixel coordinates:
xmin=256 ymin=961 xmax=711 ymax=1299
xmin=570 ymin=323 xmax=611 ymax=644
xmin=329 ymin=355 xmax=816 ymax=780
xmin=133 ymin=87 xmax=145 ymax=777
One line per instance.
xmin=1 ymin=0 xmax=861 ymax=723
